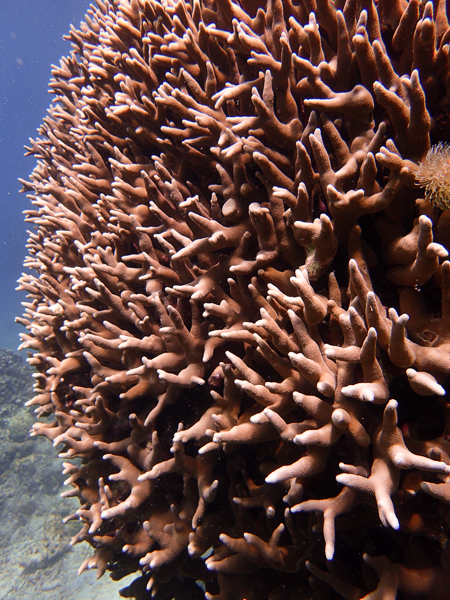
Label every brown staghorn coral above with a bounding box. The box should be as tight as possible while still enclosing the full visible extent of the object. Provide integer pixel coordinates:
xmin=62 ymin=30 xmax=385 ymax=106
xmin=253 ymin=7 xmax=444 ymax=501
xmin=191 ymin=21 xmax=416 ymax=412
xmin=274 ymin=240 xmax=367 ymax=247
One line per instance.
xmin=16 ymin=0 xmax=450 ymax=598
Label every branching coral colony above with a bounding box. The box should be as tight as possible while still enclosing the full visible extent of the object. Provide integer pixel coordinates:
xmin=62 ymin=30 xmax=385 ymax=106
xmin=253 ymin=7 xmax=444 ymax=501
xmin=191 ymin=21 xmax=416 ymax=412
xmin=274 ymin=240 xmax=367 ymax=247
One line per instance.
xmin=16 ymin=0 xmax=450 ymax=598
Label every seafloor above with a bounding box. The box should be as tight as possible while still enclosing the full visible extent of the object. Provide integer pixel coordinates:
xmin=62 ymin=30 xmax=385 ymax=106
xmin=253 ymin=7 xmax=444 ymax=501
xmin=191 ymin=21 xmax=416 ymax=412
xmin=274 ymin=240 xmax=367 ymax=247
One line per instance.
xmin=0 ymin=348 xmax=134 ymax=599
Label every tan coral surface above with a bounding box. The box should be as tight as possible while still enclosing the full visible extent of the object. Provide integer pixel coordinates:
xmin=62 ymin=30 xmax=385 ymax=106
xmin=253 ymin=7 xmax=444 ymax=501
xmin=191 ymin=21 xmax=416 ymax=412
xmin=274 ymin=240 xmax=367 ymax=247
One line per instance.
xmin=17 ymin=0 xmax=450 ymax=598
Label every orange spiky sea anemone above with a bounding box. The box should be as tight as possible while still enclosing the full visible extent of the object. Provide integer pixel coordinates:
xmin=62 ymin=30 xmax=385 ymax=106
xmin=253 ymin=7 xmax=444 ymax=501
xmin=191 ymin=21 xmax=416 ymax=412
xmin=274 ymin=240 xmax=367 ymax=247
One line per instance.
xmin=416 ymin=143 xmax=450 ymax=211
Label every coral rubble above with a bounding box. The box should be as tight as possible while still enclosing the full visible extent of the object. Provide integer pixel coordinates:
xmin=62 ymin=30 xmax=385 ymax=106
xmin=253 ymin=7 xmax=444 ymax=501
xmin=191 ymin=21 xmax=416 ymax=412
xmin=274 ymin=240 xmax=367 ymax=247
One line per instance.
xmin=17 ymin=0 xmax=450 ymax=598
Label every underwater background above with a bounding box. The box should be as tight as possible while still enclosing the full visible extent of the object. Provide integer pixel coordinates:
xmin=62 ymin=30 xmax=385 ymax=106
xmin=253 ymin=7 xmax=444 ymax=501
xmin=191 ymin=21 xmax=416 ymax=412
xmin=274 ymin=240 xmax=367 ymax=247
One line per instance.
xmin=0 ymin=2 xmax=134 ymax=598
xmin=0 ymin=0 xmax=91 ymax=350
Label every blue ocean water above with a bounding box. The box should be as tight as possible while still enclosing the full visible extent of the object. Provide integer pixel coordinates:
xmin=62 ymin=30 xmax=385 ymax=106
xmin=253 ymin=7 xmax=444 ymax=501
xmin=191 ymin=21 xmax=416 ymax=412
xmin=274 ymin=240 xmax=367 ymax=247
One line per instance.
xmin=0 ymin=0 xmax=91 ymax=350
xmin=0 ymin=9 xmax=137 ymax=598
